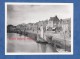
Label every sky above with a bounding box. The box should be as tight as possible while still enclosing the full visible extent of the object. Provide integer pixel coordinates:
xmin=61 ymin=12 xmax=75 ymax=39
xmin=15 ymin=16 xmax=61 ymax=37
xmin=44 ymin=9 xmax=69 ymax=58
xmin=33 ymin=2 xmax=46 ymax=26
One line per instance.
xmin=7 ymin=4 xmax=73 ymax=26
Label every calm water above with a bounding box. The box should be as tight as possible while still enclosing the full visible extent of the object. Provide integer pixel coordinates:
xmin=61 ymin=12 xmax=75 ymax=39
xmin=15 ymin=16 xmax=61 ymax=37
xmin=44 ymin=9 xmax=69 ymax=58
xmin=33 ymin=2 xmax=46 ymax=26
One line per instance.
xmin=7 ymin=33 xmax=58 ymax=53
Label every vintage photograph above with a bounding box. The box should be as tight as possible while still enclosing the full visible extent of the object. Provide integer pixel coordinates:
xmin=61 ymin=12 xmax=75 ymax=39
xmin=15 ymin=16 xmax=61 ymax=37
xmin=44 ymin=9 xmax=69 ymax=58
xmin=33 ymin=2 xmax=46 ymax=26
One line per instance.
xmin=5 ymin=3 xmax=73 ymax=55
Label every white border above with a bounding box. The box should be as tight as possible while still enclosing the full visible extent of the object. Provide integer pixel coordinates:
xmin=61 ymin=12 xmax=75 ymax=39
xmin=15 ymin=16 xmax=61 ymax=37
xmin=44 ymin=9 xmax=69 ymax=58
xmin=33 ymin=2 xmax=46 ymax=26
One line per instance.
xmin=5 ymin=2 xmax=73 ymax=55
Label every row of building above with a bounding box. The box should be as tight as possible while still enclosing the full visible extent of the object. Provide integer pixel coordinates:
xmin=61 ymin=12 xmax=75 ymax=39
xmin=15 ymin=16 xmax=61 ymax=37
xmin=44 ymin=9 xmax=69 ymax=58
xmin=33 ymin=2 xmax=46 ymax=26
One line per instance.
xmin=7 ymin=15 xmax=71 ymax=38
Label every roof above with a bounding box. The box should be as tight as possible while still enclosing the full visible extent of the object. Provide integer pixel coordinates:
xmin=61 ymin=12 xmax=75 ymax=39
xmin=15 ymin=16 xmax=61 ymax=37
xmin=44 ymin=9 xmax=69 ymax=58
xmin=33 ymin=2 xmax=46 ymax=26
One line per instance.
xmin=49 ymin=16 xmax=59 ymax=22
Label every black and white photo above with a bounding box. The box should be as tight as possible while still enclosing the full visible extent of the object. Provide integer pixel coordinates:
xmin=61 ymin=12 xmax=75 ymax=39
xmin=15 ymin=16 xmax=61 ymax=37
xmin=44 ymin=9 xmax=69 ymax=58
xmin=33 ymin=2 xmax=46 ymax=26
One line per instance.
xmin=5 ymin=3 xmax=73 ymax=55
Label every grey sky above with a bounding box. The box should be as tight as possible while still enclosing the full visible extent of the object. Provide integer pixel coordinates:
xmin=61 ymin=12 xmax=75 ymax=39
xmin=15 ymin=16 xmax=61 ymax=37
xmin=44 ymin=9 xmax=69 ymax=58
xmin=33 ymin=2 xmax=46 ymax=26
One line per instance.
xmin=7 ymin=4 xmax=73 ymax=26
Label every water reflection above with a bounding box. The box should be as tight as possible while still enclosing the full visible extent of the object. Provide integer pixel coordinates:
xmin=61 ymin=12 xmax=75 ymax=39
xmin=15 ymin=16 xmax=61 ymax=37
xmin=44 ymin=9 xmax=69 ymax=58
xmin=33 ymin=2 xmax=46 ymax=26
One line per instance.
xmin=7 ymin=33 xmax=57 ymax=53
